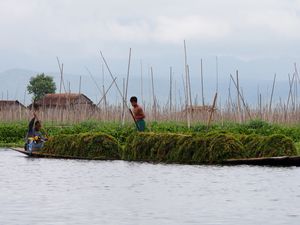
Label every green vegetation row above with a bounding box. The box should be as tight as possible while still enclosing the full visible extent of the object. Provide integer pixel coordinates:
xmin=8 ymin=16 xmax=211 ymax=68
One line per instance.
xmin=42 ymin=133 xmax=120 ymax=160
xmin=1 ymin=119 xmax=300 ymax=147
xmin=40 ymin=131 xmax=297 ymax=164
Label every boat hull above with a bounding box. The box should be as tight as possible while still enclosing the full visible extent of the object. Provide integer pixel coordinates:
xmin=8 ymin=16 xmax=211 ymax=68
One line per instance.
xmin=223 ymin=156 xmax=300 ymax=167
xmin=10 ymin=147 xmax=300 ymax=166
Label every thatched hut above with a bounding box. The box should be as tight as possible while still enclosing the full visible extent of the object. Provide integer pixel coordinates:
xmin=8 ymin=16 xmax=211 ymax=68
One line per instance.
xmin=28 ymin=93 xmax=96 ymax=110
xmin=0 ymin=100 xmax=26 ymax=111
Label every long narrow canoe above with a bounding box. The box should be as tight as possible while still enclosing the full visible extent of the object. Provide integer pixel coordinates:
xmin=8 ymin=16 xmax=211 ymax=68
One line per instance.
xmin=10 ymin=147 xmax=63 ymax=158
xmin=10 ymin=147 xmax=300 ymax=166
xmin=223 ymin=155 xmax=300 ymax=166
xmin=10 ymin=147 xmax=90 ymax=160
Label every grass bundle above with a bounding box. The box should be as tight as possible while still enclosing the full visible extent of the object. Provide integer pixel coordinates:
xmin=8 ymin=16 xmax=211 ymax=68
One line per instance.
xmin=42 ymin=132 xmax=121 ymax=160
xmin=124 ymin=131 xmax=297 ymax=164
xmin=124 ymin=132 xmax=245 ymax=164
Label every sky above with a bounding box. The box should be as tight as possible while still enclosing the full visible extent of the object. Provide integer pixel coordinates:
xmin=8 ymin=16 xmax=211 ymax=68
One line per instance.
xmin=1 ymin=0 xmax=300 ymax=104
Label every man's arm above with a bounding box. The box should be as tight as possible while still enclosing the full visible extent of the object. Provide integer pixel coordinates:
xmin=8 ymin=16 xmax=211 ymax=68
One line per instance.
xmin=28 ymin=113 xmax=37 ymax=134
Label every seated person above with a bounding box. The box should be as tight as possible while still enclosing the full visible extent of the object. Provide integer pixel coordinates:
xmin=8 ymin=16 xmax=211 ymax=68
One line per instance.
xmin=25 ymin=113 xmax=47 ymax=153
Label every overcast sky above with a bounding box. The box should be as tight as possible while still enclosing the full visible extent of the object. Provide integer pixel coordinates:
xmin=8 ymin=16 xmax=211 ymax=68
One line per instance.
xmin=1 ymin=0 xmax=300 ymax=83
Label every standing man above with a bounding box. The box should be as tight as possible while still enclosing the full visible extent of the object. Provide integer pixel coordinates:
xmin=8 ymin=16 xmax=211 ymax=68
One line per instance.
xmin=130 ymin=96 xmax=146 ymax=132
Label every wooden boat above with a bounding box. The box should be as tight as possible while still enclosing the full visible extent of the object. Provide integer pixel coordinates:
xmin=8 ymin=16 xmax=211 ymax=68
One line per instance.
xmin=222 ymin=155 xmax=300 ymax=166
xmin=10 ymin=147 xmax=89 ymax=160
xmin=10 ymin=147 xmax=300 ymax=166
xmin=11 ymin=147 xmax=53 ymax=157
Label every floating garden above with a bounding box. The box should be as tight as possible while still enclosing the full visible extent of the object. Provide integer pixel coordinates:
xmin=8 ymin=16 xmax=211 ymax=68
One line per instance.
xmin=1 ymin=120 xmax=300 ymax=164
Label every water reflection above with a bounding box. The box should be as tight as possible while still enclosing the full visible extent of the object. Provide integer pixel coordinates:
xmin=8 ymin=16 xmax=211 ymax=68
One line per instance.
xmin=1 ymin=149 xmax=300 ymax=225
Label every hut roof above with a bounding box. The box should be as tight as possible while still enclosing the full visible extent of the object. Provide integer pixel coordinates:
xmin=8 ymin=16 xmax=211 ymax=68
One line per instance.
xmin=30 ymin=93 xmax=95 ymax=107
xmin=0 ymin=100 xmax=26 ymax=108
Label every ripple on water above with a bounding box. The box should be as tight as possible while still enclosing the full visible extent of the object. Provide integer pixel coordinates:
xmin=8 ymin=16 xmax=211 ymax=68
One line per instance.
xmin=1 ymin=149 xmax=300 ymax=225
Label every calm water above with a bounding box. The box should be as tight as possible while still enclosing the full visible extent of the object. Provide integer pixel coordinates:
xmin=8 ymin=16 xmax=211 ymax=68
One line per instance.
xmin=1 ymin=149 xmax=300 ymax=225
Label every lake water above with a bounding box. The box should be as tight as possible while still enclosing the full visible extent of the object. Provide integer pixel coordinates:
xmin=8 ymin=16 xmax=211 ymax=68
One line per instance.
xmin=1 ymin=148 xmax=300 ymax=225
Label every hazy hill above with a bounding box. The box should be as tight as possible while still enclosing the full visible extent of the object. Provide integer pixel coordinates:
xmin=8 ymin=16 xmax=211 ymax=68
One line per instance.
xmin=0 ymin=68 xmax=292 ymax=107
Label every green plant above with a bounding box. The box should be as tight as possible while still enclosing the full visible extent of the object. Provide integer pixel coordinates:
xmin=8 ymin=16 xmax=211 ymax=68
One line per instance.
xmin=27 ymin=73 xmax=56 ymax=101
xmin=42 ymin=132 xmax=121 ymax=159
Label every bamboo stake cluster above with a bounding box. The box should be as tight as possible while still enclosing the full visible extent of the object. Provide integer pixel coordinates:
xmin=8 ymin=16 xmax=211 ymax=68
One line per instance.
xmin=2 ymin=50 xmax=300 ymax=126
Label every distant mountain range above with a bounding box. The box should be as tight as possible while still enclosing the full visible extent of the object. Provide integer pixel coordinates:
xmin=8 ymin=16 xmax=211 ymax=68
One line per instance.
xmin=0 ymin=68 xmax=292 ymax=107
xmin=0 ymin=68 xmax=109 ymax=105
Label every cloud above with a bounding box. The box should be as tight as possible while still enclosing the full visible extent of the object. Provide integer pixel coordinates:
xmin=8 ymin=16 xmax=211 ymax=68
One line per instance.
xmin=101 ymin=16 xmax=231 ymax=44
xmin=1 ymin=0 xmax=300 ymax=71
xmin=153 ymin=16 xmax=231 ymax=43
xmin=244 ymin=9 xmax=300 ymax=40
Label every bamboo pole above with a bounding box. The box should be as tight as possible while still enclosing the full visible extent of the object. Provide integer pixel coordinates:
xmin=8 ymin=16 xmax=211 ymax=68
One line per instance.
xmin=122 ymin=77 xmax=125 ymax=122
xmin=169 ymin=67 xmax=173 ymax=114
xmin=101 ymin=63 xmax=108 ymax=119
xmin=79 ymin=76 xmax=82 ymax=95
xmin=269 ymin=74 xmax=276 ymax=118
xmin=230 ymin=74 xmax=252 ymax=120
xmin=85 ymin=68 xmax=100 ymax=95
xmin=227 ymin=78 xmax=234 ymax=117
xmin=140 ymin=60 xmax=144 ymax=104
xmin=181 ymin=73 xmax=187 ymax=106
xmin=293 ymin=64 xmax=299 ymax=113
xmin=150 ymin=67 xmax=157 ymax=120
xmin=183 ymin=40 xmax=191 ymax=128
xmin=287 ymin=73 xmax=295 ymax=110
xmin=187 ymin=65 xmax=193 ymax=113
xmin=235 ymin=71 xmax=242 ymax=122
xmin=216 ymin=56 xmax=219 ymax=94
xmin=295 ymin=63 xmax=300 ymax=113
xmin=200 ymin=58 xmax=205 ymax=106
xmin=23 ymin=90 xmax=27 ymax=106
xmin=174 ymin=79 xmax=177 ymax=121
xmin=56 ymin=57 xmax=66 ymax=93
xmin=207 ymin=93 xmax=218 ymax=129
xmin=122 ymin=48 xmax=131 ymax=125
xmin=100 ymin=51 xmax=139 ymax=129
